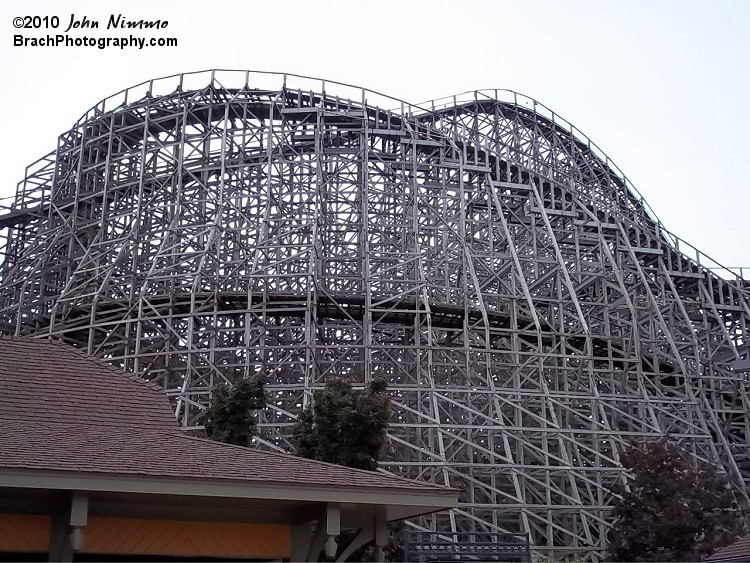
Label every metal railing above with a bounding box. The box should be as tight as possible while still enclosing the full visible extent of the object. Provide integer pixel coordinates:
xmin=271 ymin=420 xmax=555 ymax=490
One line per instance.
xmin=1 ymin=69 xmax=746 ymax=283
xmin=405 ymin=531 xmax=532 ymax=562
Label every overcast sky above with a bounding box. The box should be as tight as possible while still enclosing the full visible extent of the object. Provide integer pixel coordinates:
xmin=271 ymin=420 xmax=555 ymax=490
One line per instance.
xmin=2 ymin=0 xmax=748 ymax=272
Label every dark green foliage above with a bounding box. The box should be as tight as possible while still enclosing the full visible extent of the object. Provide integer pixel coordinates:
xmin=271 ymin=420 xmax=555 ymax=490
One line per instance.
xmin=204 ymin=376 xmax=266 ymax=446
xmin=293 ymin=378 xmax=399 ymax=561
xmin=293 ymin=378 xmax=390 ymax=471
xmin=608 ymin=438 xmax=745 ymax=562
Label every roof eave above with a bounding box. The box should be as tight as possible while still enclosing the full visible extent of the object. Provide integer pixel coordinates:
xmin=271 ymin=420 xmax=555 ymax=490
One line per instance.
xmin=0 ymin=467 xmax=458 ymax=510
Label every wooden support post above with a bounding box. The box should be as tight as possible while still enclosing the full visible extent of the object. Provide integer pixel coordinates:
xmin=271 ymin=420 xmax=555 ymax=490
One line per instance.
xmin=48 ymin=491 xmax=88 ymax=562
xmin=374 ymin=506 xmax=388 ymax=563
xmin=325 ymin=502 xmax=341 ymax=559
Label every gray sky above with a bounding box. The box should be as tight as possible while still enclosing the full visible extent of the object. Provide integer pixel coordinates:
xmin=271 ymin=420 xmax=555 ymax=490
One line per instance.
xmin=2 ymin=0 xmax=748 ymax=271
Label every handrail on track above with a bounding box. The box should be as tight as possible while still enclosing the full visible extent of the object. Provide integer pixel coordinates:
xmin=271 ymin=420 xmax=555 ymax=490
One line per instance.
xmin=2 ymin=69 xmax=747 ymax=282
xmin=410 ymin=90 xmax=748 ymax=284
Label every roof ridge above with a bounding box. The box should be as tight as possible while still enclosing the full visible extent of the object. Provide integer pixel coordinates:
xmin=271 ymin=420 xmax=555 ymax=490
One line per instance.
xmin=0 ymin=336 xmax=164 ymax=394
xmin=63 ymin=345 xmax=164 ymax=393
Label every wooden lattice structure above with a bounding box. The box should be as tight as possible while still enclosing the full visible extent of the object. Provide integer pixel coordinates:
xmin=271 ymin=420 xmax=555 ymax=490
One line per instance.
xmin=1 ymin=70 xmax=749 ymax=560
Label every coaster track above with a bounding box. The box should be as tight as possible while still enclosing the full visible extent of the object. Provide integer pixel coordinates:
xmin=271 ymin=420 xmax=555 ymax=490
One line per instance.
xmin=1 ymin=70 xmax=748 ymax=560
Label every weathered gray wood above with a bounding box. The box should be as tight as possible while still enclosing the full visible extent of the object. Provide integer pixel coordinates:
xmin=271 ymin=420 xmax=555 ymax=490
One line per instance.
xmin=1 ymin=70 xmax=749 ymax=562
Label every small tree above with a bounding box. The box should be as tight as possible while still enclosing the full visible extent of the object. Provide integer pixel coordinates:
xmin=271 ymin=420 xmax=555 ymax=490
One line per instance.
xmin=293 ymin=377 xmax=393 ymax=561
xmin=204 ymin=376 xmax=266 ymax=446
xmin=608 ymin=438 xmax=745 ymax=562
xmin=293 ymin=378 xmax=390 ymax=471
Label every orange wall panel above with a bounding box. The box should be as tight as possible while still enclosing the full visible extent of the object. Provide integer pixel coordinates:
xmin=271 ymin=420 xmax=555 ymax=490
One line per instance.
xmin=84 ymin=517 xmax=290 ymax=558
xmin=0 ymin=514 xmax=50 ymax=552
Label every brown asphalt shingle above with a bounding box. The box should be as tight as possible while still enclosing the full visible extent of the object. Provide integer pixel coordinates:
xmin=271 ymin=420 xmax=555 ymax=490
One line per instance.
xmin=708 ymin=535 xmax=750 ymax=562
xmin=0 ymin=337 xmax=452 ymax=494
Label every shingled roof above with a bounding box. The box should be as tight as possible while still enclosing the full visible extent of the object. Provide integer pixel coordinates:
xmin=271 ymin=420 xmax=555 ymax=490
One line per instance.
xmin=708 ymin=535 xmax=750 ymax=562
xmin=0 ymin=337 xmax=453 ymax=496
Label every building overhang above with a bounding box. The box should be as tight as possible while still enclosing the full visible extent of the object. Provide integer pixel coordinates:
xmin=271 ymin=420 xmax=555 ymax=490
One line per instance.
xmin=0 ymin=467 xmax=458 ymax=523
